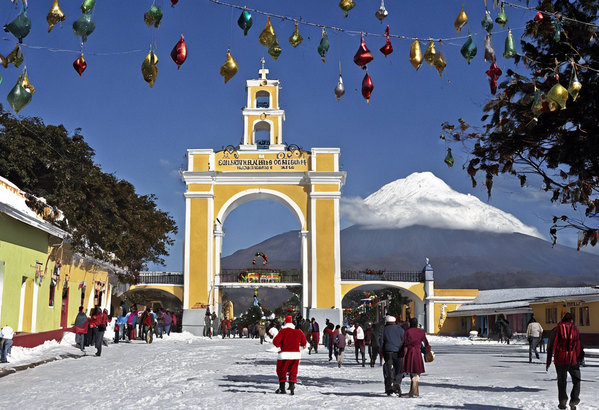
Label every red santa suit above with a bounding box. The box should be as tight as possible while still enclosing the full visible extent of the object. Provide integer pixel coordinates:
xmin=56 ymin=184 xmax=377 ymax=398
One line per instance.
xmin=273 ymin=318 xmax=307 ymax=384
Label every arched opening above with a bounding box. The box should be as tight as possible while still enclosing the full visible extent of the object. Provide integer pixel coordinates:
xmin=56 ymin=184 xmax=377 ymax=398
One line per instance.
xmin=253 ymin=121 xmax=271 ymax=149
xmin=255 ymin=90 xmax=270 ymax=108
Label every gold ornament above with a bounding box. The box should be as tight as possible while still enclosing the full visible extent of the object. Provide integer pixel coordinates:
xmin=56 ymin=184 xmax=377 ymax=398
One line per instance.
xmin=289 ymin=23 xmax=303 ymax=48
xmin=268 ymin=39 xmax=282 ymax=61
xmin=141 ymin=50 xmax=158 ymax=88
xmin=47 ymin=0 xmax=66 ymax=33
xmin=220 ymin=52 xmax=239 ymax=84
xmin=259 ymin=17 xmax=276 ymax=47
xmin=423 ymin=40 xmax=437 ymax=67
xmin=409 ymin=40 xmax=423 ymax=71
xmin=454 ymin=2 xmax=468 ymax=33
xmin=547 ymin=82 xmax=568 ymax=110
xmin=433 ymin=52 xmax=447 ymax=77
xmin=21 ymin=70 xmax=35 ymax=95
xmin=0 ymin=53 xmax=7 ymax=69
xmin=339 ymin=0 xmax=356 ymax=18
xmin=568 ymin=69 xmax=582 ymax=102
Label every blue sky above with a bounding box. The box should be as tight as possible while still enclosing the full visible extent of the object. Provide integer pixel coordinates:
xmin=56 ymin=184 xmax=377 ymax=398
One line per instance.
xmin=3 ymin=0 xmax=591 ymax=271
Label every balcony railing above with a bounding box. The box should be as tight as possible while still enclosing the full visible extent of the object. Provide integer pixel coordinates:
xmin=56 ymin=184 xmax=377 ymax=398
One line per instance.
xmin=341 ymin=270 xmax=424 ymax=282
xmin=138 ymin=272 xmax=184 ymax=285
xmin=220 ymin=269 xmax=301 ymax=284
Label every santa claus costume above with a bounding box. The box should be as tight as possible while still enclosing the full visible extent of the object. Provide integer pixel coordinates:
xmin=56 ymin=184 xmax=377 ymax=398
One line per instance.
xmin=272 ymin=315 xmax=307 ymax=395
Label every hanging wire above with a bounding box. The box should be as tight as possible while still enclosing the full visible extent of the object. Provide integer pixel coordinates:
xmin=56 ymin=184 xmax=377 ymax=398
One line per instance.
xmin=502 ymin=1 xmax=599 ymax=29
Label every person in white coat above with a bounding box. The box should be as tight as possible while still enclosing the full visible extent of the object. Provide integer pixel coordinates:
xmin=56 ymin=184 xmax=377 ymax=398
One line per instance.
xmin=0 ymin=325 xmax=14 ymax=363
xmin=526 ymin=316 xmax=544 ymax=363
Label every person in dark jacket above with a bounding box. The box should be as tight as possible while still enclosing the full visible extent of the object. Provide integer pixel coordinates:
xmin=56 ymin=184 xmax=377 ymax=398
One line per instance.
xmin=379 ymin=315 xmax=405 ymax=396
xmin=546 ymin=312 xmax=582 ymax=410
xmin=334 ymin=327 xmax=347 ymax=368
xmin=73 ymin=306 xmax=88 ymax=352
xmin=94 ymin=309 xmax=109 ymax=357
xmin=401 ymin=317 xmax=430 ymax=397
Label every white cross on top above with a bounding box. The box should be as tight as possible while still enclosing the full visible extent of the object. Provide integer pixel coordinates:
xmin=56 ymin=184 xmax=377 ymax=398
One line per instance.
xmin=259 ymin=57 xmax=269 ymax=80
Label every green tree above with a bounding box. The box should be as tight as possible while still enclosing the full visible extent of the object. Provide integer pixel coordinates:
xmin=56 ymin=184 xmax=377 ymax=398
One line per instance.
xmin=442 ymin=0 xmax=599 ymax=247
xmin=0 ymin=106 xmax=178 ymax=281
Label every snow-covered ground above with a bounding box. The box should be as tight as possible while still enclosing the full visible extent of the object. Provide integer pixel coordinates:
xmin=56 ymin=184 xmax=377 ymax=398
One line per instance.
xmin=1 ymin=332 xmax=598 ymax=409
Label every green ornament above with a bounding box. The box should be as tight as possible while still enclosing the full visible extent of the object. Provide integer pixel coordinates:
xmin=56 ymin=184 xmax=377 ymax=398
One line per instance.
xmin=503 ymin=29 xmax=517 ymax=59
xmin=4 ymin=8 xmax=32 ymax=42
xmin=144 ymin=4 xmax=163 ymax=29
xmin=481 ymin=10 xmax=494 ymax=32
xmin=268 ymin=39 xmax=282 ymax=61
xmin=318 ymin=29 xmax=330 ymax=63
xmin=460 ymin=34 xmax=477 ymax=65
xmin=7 ymin=80 xmax=32 ymax=114
xmin=81 ymin=0 xmax=95 ymax=14
xmin=495 ymin=4 xmax=508 ymax=29
xmin=73 ymin=13 xmax=95 ymax=42
xmin=237 ymin=10 xmax=253 ymax=36
xmin=444 ymin=148 xmax=454 ymax=168
xmin=289 ymin=23 xmax=303 ymax=48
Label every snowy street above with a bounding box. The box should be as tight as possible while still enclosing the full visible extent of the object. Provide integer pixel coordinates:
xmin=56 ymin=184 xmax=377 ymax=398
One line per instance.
xmin=1 ymin=333 xmax=598 ymax=409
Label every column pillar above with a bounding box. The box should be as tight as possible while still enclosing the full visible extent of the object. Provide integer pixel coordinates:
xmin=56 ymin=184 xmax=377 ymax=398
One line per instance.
xmin=424 ymin=260 xmax=435 ymax=333
xmin=300 ymin=230 xmax=309 ymax=319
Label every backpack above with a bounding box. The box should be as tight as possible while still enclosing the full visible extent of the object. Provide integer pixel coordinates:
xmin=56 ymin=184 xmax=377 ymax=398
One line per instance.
xmin=554 ymin=322 xmax=579 ymax=365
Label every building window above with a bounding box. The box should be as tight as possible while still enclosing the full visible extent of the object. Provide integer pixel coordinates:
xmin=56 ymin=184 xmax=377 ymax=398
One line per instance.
xmin=579 ymin=306 xmax=590 ymax=327
xmin=545 ymin=307 xmax=558 ymax=324
xmin=256 ymin=91 xmax=270 ymax=108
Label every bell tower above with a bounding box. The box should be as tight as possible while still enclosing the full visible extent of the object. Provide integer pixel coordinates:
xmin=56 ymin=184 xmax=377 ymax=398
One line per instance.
xmin=240 ymin=58 xmax=286 ymax=151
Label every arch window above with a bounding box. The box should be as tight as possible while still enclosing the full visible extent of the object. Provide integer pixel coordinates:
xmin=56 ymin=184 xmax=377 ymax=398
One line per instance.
xmin=256 ymin=91 xmax=270 ymax=109
xmin=254 ymin=121 xmax=271 ymax=149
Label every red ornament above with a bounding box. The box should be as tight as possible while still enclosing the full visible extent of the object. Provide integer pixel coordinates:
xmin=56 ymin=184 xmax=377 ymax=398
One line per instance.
xmin=73 ymin=54 xmax=87 ymax=77
xmin=486 ymin=62 xmax=502 ymax=95
xmin=171 ymin=0 xmax=179 ymax=6
xmin=534 ymin=11 xmax=544 ymax=23
xmin=170 ymin=34 xmax=187 ymax=69
xmin=361 ymin=72 xmax=374 ymax=103
xmin=354 ymin=32 xmax=374 ymax=68
xmin=379 ymin=26 xmax=393 ymax=57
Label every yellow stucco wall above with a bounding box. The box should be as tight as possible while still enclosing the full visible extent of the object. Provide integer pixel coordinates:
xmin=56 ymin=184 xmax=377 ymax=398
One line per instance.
xmin=435 ymin=289 xmax=479 ymax=297
xmin=340 ymin=282 xmax=426 ymax=302
xmin=315 ymin=154 xmax=336 ymax=172
xmin=188 ymin=198 xmax=210 ymax=308
xmin=130 ymin=284 xmax=184 ymax=302
xmin=532 ymin=300 xmax=599 ymax=333
xmin=250 ymin=86 xmax=278 ymax=108
xmin=315 ymin=198 xmax=335 ymax=309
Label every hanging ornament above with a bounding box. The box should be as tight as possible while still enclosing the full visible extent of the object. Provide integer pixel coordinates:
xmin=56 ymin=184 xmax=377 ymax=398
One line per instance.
xmin=379 ymin=26 xmax=393 ymax=57
xmin=481 ymin=10 xmax=493 ymax=32
xmin=375 ymin=0 xmax=388 ymax=21
xmin=81 ymin=0 xmax=95 ymax=14
xmin=454 ymin=2 xmax=468 ymax=33
xmin=339 ymin=0 xmax=355 ymax=18
xmin=444 ymin=148 xmax=454 ymax=168
xmin=361 ymin=72 xmax=373 ymax=103
xmin=486 ymin=62 xmax=502 ymax=95
xmin=531 ymin=86 xmax=548 ymax=116
xmin=485 ymin=172 xmax=493 ymax=200
xmin=237 ymin=10 xmax=253 ymax=36
xmin=171 ymin=0 xmax=178 ymax=6
xmin=334 ymin=74 xmax=345 ymax=101
xmin=259 ymin=17 xmax=276 ymax=47
xmin=423 ymin=40 xmax=437 ymax=67
xmin=7 ymin=71 xmax=32 ymax=114
xmin=354 ymin=32 xmax=374 ymax=68
xmin=0 ymin=53 xmax=7 ymax=69
xmin=47 ymin=0 xmax=66 ymax=33
xmin=547 ymin=82 xmax=568 ymax=110
xmin=484 ymin=33 xmax=496 ymax=62
xmin=289 ymin=23 xmax=303 ymax=47
xmin=170 ymin=35 xmax=187 ymax=69
xmin=73 ymin=54 xmax=87 ymax=77
xmin=220 ymin=51 xmax=239 ymax=84
xmin=554 ymin=14 xmax=563 ymax=42
xmin=503 ymin=29 xmax=517 ymax=59
xmin=141 ymin=50 xmax=158 ymax=88
xmin=318 ymin=29 xmax=330 ymax=63
xmin=21 ymin=69 xmax=35 ymax=95
xmin=568 ymin=68 xmax=582 ymax=102
xmin=144 ymin=3 xmax=163 ymax=29
xmin=495 ymin=3 xmax=508 ymax=29
xmin=433 ymin=52 xmax=447 ymax=77
xmin=460 ymin=33 xmax=477 ymax=64
xmin=6 ymin=44 xmax=23 ymax=68
xmin=534 ymin=11 xmax=544 ymax=23
xmin=4 ymin=4 xmax=32 ymax=43
xmin=268 ymin=38 xmax=282 ymax=61
xmin=409 ymin=40 xmax=423 ymax=70
xmin=72 ymin=13 xmax=95 ymax=42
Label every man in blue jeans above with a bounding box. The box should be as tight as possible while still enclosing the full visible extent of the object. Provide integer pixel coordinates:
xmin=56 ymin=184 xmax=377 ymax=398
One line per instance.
xmin=1 ymin=325 xmax=14 ymax=363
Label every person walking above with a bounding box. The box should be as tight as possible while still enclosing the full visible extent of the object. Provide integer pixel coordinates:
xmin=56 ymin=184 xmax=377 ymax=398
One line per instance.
xmin=140 ymin=307 xmax=154 ymax=343
xmin=204 ymin=309 xmax=213 ymax=338
xmin=125 ymin=305 xmax=138 ymax=341
xmin=526 ymin=316 xmax=544 ymax=363
xmin=163 ymin=310 xmax=173 ymax=336
xmin=546 ymin=312 xmax=582 ymax=410
xmin=401 ymin=317 xmax=431 ymax=398
xmin=310 ymin=318 xmax=320 ymax=354
xmin=354 ymin=322 xmax=366 ymax=367
xmin=73 ymin=306 xmax=88 ymax=352
xmin=94 ymin=309 xmax=109 ymax=356
xmin=379 ymin=315 xmax=405 ymax=396
xmin=258 ymin=320 xmax=267 ymax=344
xmin=0 ymin=325 xmax=14 ymax=363
xmin=334 ymin=327 xmax=347 ymax=368
xmin=272 ymin=315 xmax=308 ymax=395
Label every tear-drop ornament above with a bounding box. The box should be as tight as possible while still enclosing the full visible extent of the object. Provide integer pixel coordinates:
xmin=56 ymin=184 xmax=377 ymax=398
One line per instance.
xmin=339 ymin=0 xmax=355 ymax=18
xmin=259 ymin=17 xmax=276 ymax=47
xmin=81 ymin=0 xmax=95 ymax=14
xmin=375 ymin=0 xmax=388 ymax=21
xmin=534 ymin=11 xmax=544 ymax=23
xmin=47 ymin=0 xmax=66 ymax=33
xmin=444 ymin=148 xmax=454 ymax=168
xmin=354 ymin=32 xmax=374 ymax=68
xmin=409 ymin=40 xmax=423 ymax=70
xmin=144 ymin=3 xmax=163 ymax=29
xmin=289 ymin=23 xmax=303 ymax=48
xmin=6 ymin=44 xmax=23 ymax=68
xmin=220 ymin=52 xmax=239 ymax=84
xmin=73 ymin=54 xmax=87 ymax=77
xmin=547 ymin=82 xmax=568 ymax=109
xmin=72 ymin=13 xmax=95 ymax=42
xmin=7 ymin=73 xmax=32 ymax=114
xmin=481 ymin=10 xmax=493 ymax=32
xmin=4 ymin=5 xmax=31 ymax=42
xmin=503 ymin=29 xmax=517 ymax=59
xmin=141 ymin=50 xmax=158 ymax=88
xmin=554 ymin=15 xmax=563 ymax=41
xmin=379 ymin=26 xmax=393 ymax=57
xmin=334 ymin=74 xmax=345 ymax=101
xmin=21 ymin=69 xmax=35 ymax=95
xmin=486 ymin=62 xmax=502 ymax=95
xmin=423 ymin=40 xmax=437 ymax=67
xmin=484 ymin=33 xmax=496 ymax=62
xmin=171 ymin=0 xmax=179 ymax=6
xmin=460 ymin=34 xmax=477 ymax=64
xmin=531 ymin=87 xmax=546 ymax=116
xmin=568 ymin=69 xmax=582 ymax=101
xmin=268 ymin=39 xmax=282 ymax=61
xmin=170 ymin=35 xmax=187 ymax=69
xmin=495 ymin=3 xmax=508 ymax=29
xmin=237 ymin=10 xmax=253 ymax=36
xmin=454 ymin=2 xmax=468 ymax=33
xmin=361 ymin=72 xmax=374 ymax=103
xmin=433 ymin=52 xmax=447 ymax=77
xmin=318 ymin=29 xmax=330 ymax=63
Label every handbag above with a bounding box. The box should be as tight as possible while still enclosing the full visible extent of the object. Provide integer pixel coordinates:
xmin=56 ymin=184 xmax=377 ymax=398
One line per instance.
xmin=426 ymin=350 xmax=435 ymax=363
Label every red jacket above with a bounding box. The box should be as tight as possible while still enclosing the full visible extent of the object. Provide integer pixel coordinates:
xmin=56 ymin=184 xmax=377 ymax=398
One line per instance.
xmin=273 ymin=324 xmax=307 ymax=360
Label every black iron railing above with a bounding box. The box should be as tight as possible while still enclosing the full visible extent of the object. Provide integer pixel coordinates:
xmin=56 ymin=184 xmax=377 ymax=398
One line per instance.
xmin=340 ymin=271 xmax=424 ymax=282
xmin=138 ymin=272 xmax=184 ymax=285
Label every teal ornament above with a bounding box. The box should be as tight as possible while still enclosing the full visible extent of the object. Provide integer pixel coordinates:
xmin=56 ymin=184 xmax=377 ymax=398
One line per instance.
xmin=73 ymin=13 xmax=95 ymax=42
xmin=318 ymin=30 xmax=330 ymax=63
xmin=81 ymin=0 xmax=96 ymax=14
xmin=554 ymin=18 xmax=562 ymax=41
xmin=460 ymin=34 xmax=477 ymax=64
xmin=7 ymin=81 xmax=32 ymax=114
xmin=503 ymin=29 xmax=517 ymax=59
xmin=144 ymin=4 xmax=163 ymax=29
xmin=481 ymin=10 xmax=493 ymax=32
xmin=237 ymin=10 xmax=253 ymax=36
xmin=4 ymin=8 xmax=32 ymax=43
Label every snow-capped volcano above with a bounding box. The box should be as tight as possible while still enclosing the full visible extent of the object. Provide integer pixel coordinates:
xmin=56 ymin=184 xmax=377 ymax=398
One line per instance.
xmin=341 ymin=171 xmax=544 ymax=239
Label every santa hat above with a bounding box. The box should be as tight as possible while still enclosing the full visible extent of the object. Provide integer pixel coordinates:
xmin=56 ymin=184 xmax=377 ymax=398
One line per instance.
xmin=385 ymin=315 xmax=396 ymax=323
xmin=285 ymin=316 xmax=293 ymax=324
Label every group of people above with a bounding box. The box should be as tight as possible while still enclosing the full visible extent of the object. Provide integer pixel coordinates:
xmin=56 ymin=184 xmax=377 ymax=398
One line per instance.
xmin=73 ymin=306 xmax=109 ymax=356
